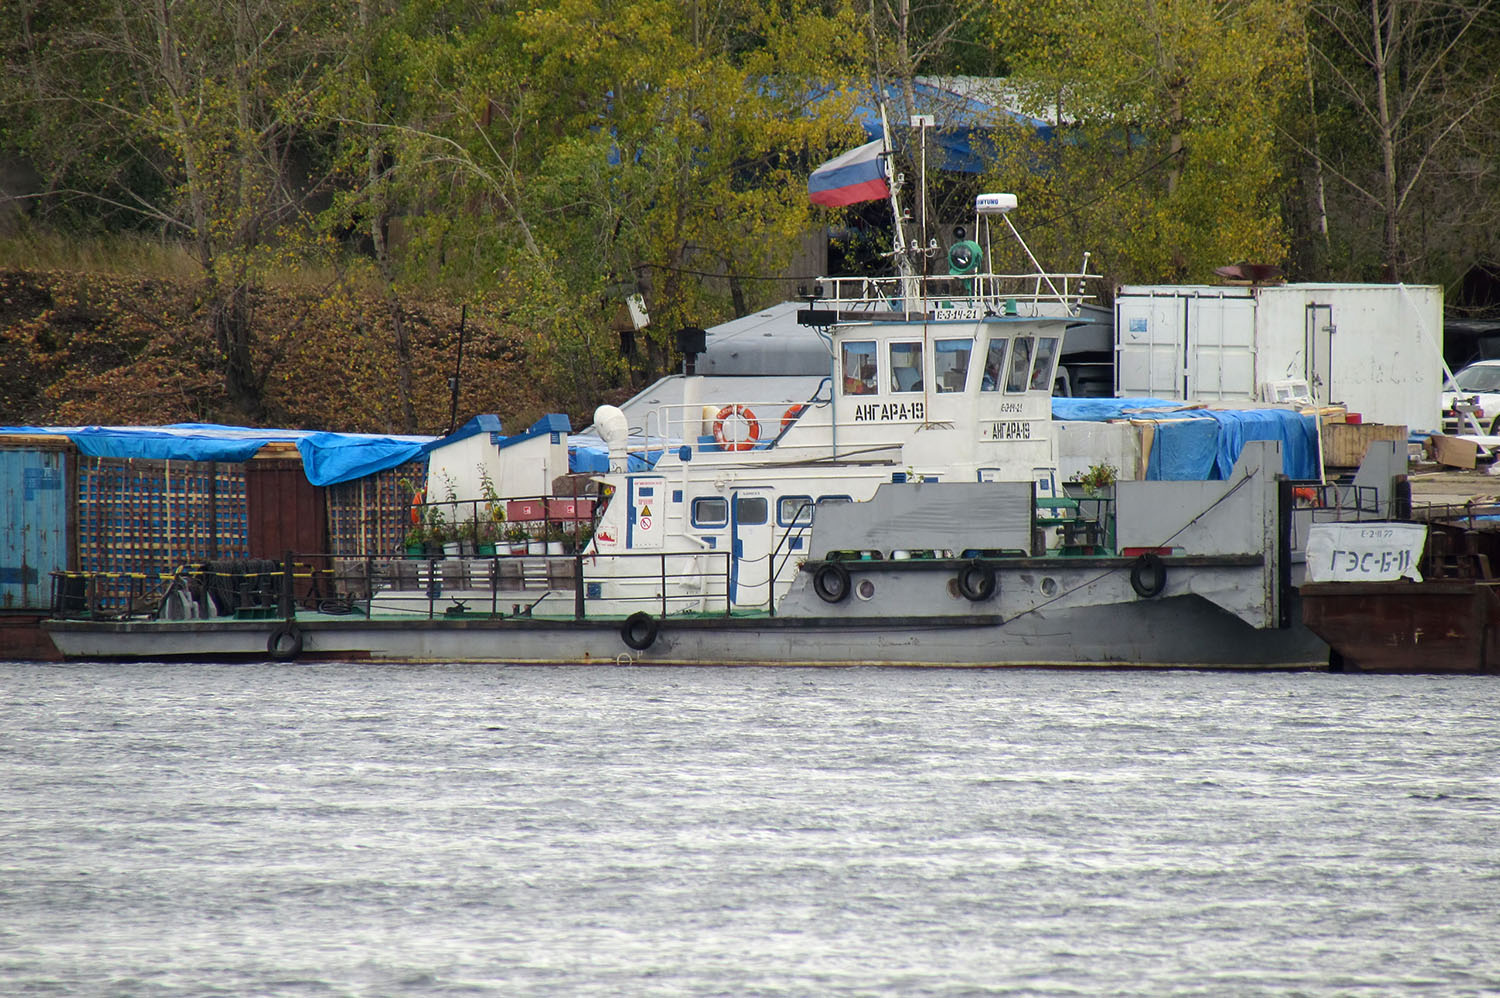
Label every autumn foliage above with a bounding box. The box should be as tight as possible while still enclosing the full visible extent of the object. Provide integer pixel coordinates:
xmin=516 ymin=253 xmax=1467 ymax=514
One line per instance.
xmin=0 ymin=268 xmax=559 ymax=434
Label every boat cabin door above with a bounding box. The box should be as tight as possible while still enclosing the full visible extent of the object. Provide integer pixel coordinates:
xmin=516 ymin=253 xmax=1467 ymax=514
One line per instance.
xmin=729 ymin=489 xmax=773 ymax=608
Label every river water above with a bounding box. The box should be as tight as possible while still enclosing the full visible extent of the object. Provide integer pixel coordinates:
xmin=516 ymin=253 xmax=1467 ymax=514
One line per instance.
xmin=3 ymin=663 xmax=1498 ymax=997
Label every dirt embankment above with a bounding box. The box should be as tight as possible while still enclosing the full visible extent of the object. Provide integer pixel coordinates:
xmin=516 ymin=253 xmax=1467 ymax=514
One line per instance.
xmin=0 ymin=269 xmax=555 ymax=434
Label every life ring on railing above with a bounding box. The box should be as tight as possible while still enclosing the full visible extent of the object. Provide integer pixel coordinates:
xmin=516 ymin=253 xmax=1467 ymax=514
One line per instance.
xmin=712 ymin=405 xmax=761 ymax=450
xmin=621 ymin=611 xmax=659 ymax=651
xmin=267 ymin=622 xmax=303 ymax=661
xmin=1130 ymin=553 xmax=1167 ymax=599
xmin=812 ymin=562 xmax=851 ymax=604
xmin=956 ymin=560 xmax=997 ymax=602
xmin=410 ymin=487 xmax=426 ymax=526
xmin=781 ymin=404 xmax=807 ymax=433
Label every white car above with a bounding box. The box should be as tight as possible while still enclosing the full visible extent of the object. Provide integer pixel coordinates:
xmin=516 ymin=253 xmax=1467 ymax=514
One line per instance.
xmin=1442 ymin=359 xmax=1500 ymax=435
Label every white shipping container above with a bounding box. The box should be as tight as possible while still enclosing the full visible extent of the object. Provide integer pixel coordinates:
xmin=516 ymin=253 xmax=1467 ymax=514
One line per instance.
xmin=1115 ymin=284 xmax=1442 ymax=432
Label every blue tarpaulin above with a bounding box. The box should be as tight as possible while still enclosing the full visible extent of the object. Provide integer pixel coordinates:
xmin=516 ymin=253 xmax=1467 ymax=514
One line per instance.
xmin=568 ymin=435 xmax=664 ymax=473
xmin=1051 ymin=399 xmax=1319 ymax=481
xmin=0 ymin=423 xmax=434 ymax=486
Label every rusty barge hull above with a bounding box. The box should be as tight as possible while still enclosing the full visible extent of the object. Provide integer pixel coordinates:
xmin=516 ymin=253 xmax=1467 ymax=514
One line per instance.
xmin=1300 ymin=580 xmax=1500 ymax=674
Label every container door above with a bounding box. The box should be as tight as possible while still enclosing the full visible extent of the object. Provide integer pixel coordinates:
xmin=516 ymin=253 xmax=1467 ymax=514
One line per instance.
xmin=1305 ymin=304 xmax=1335 ymax=404
xmin=730 ymin=490 xmax=773 ymax=608
xmin=1186 ymin=295 xmax=1256 ymax=401
xmin=1 ymin=448 xmax=70 ymax=609
xmin=1116 ymin=295 xmax=1186 ymax=398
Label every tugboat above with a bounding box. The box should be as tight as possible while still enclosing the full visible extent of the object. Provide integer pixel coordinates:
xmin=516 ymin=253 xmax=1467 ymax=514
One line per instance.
xmin=42 ymin=124 xmax=1411 ymax=667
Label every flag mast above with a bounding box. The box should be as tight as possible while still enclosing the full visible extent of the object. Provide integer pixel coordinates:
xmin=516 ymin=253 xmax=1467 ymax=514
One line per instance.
xmin=879 ymin=104 xmax=917 ymax=302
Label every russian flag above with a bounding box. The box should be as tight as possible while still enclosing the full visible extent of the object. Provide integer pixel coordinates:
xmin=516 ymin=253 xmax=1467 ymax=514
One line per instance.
xmin=808 ymin=139 xmax=890 ymax=207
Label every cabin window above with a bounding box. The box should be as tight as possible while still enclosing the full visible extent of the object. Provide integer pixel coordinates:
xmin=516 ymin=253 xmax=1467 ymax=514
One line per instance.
xmin=1030 ymin=336 xmax=1060 ymax=392
xmin=980 ymin=338 xmax=1008 ymax=392
xmin=733 ymin=495 xmax=769 ymax=525
xmin=841 ymin=341 xmax=877 ymax=395
xmin=691 ymin=497 xmax=728 ymax=527
xmin=890 ymin=342 xmax=924 ymax=393
xmin=777 ymin=495 xmax=814 ymax=526
xmin=1005 ymin=336 xmax=1034 ymax=393
xmin=935 ymin=338 xmax=973 ymax=393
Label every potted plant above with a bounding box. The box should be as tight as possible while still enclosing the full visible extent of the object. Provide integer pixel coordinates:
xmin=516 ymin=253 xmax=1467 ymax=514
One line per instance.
xmin=403 ymin=524 xmax=427 ymax=559
xmin=426 ymin=507 xmax=454 ymax=558
xmin=545 ymin=522 xmax=567 ymax=556
xmin=474 ymin=518 xmax=498 ymax=557
xmin=504 ymin=523 xmax=529 ymax=556
xmin=1079 ymin=461 xmax=1118 ymax=497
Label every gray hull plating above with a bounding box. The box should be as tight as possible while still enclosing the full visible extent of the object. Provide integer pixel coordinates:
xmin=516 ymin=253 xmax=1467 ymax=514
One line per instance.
xmin=46 ymin=593 xmax=1325 ymax=669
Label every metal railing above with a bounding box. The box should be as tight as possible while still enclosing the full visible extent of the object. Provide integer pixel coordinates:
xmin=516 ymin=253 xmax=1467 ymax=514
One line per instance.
xmin=50 ymin=547 xmax=738 ymax=622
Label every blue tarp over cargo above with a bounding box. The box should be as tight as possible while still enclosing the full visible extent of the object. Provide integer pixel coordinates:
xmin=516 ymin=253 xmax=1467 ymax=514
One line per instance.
xmin=0 ymin=423 xmax=434 ymax=486
xmin=1051 ymin=398 xmax=1319 ymax=481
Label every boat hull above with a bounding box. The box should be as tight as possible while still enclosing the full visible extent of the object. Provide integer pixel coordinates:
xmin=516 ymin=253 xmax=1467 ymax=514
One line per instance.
xmin=45 ymin=594 xmax=1327 ymax=669
xmin=1301 ymin=580 xmax=1500 ymax=674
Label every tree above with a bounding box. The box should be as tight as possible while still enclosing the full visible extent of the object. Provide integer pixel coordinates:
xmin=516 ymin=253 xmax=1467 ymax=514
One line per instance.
xmin=979 ymin=0 xmax=1305 ymax=291
xmin=1304 ymin=0 xmax=1500 ymax=281
xmin=4 ymin=0 xmax=345 ymax=420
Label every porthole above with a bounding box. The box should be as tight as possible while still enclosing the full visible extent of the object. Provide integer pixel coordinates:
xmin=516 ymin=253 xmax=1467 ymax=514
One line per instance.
xmin=856 ymin=579 xmax=876 ymax=600
xmin=1040 ymin=577 xmax=1059 ymax=597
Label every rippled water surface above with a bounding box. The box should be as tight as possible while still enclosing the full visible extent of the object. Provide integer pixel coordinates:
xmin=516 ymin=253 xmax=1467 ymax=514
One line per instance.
xmin=3 ymin=663 xmax=1499 ymax=996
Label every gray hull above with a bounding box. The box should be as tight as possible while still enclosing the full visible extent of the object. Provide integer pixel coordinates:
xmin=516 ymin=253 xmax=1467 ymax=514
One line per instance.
xmin=45 ymin=593 xmax=1328 ymax=669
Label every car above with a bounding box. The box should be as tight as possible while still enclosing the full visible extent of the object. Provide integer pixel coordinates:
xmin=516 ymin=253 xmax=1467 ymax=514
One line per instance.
xmin=1442 ymin=359 xmax=1500 ymax=435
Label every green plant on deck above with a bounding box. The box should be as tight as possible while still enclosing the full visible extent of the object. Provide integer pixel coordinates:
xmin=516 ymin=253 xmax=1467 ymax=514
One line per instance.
xmin=478 ymin=465 xmax=505 ymax=523
xmin=426 ymin=504 xmax=452 ymax=544
xmin=504 ymin=523 xmax=529 ymax=545
xmin=1079 ymin=462 xmax=1118 ymax=497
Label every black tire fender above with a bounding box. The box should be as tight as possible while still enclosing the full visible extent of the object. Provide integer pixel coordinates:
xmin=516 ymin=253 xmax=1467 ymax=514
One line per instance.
xmin=621 ymin=611 xmax=659 ymax=651
xmin=1130 ymin=553 xmax=1167 ymax=598
xmin=267 ymin=622 xmax=303 ymax=661
xmin=956 ymin=560 xmax=997 ymax=602
xmin=812 ymin=562 xmax=852 ymax=603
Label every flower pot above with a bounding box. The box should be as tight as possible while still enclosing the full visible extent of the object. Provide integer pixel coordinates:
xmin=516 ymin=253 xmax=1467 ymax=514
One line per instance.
xmin=527 ymin=540 xmax=546 ymax=555
xmin=405 ymin=544 xmax=424 ymax=560
xmin=423 ymin=543 xmax=444 ymax=558
xmin=443 ymin=541 xmax=462 ymax=558
xmin=546 ymin=541 xmax=565 ymax=556
xmin=477 ymin=543 xmax=497 ymax=557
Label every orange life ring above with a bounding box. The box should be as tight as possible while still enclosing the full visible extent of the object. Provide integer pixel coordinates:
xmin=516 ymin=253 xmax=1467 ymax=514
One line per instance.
xmin=410 ymin=487 xmax=426 ymax=525
xmin=712 ymin=404 xmax=761 ymax=450
xmin=781 ymin=405 xmax=807 ymax=432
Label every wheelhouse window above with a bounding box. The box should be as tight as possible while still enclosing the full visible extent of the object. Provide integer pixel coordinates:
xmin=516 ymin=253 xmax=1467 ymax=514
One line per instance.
xmin=890 ymin=342 xmax=924 ymax=393
xmin=841 ymin=341 xmax=877 ymax=395
xmin=1030 ymin=336 xmax=1060 ymax=392
xmin=980 ymin=338 xmax=1007 ymax=392
xmin=691 ymin=497 xmax=728 ymax=527
xmin=1005 ymin=335 xmax=1034 ymax=393
xmin=935 ymin=338 xmax=973 ymax=393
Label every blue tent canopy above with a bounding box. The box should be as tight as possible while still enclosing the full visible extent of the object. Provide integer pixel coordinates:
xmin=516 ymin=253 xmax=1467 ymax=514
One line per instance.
xmin=841 ymin=79 xmax=1054 ymax=174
